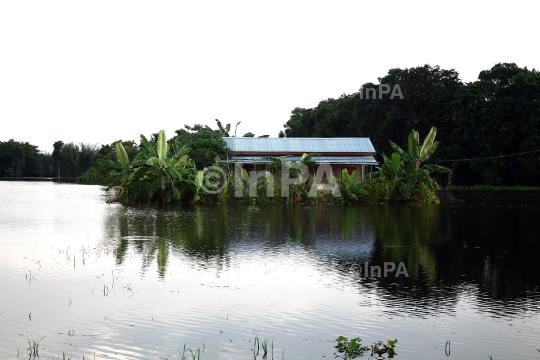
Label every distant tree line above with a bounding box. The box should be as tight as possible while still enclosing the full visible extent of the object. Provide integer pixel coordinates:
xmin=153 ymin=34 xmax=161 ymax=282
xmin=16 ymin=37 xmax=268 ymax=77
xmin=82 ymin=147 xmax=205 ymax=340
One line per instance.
xmin=0 ymin=140 xmax=49 ymax=178
xmin=282 ymin=63 xmax=540 ymax=186
xmin=0 ymin=139 xmax=127 ymax=179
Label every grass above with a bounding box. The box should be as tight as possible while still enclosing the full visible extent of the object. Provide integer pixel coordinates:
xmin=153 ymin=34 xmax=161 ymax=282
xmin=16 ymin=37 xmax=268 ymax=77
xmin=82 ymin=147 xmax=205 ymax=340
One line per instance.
xmin=261 ymin=338 xmax=272 ymax=359
xmin=252 ymin=332 xmax=260 ymax=357
xmin=179 ymin=343 xmax=202 ymax=360
xmin=27 ymin=339 xmax=40 ymax=358
xmin=52 ymin=353 xmax=91 ymax=360
xmin=451 ymin=185 xmax=540 ymax=191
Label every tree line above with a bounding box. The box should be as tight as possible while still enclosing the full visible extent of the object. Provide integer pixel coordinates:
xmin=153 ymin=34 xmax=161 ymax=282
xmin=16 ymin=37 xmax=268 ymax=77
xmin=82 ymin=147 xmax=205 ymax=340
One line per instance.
xmin=282 ymin=63 xmax=540 ymax=186
xmin=0 ymin=140 xmax=105 ymax=179
xmin=2 ymin=62 xmax=538 ymax=187
xmin=0 ymin=121 xmax=266 ymax=180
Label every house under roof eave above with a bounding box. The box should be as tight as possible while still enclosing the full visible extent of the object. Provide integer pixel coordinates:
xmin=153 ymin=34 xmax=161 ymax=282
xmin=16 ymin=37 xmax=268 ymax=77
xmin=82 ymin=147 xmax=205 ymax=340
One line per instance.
xmin=221 ymin=137 xmax=378 ymax=181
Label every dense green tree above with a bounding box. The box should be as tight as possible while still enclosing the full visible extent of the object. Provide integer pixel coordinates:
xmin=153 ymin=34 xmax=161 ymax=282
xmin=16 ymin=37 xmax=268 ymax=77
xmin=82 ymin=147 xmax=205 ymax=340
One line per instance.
xmin=174 ymin=124 xmax=230 ymax=169
xmin=0 ymin=139 xmax=40 ymax=177
xmin=283 ymin=63 xmax=540 ymax=186
xmin=452 ymin=63 xmax=540 ymax=185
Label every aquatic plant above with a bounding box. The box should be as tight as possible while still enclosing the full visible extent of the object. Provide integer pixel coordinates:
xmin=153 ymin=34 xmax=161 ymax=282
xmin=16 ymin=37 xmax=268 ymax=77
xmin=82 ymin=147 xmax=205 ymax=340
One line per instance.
xmin=335 ymin=336 xmax=398 ymax=359
xmin=335 ymin=336 xmax=368 ymax=359
xmin=371 ymin=339 xmax=398 ymax=358
xmin=27 ymin=339 xmax=40 ymax=358
xmin=179 ymin=343 xmax=202 ymax=360
xmin=248 ymin=198 xmax=260 ymax=211
xmin=261 ymin=338 xmax=271 ymax=359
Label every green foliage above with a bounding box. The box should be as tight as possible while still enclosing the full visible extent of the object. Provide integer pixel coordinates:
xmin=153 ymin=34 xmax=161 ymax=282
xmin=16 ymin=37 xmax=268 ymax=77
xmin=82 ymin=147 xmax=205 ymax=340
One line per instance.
xmin=77 ymin=140 xmax=140 ymax=184
xmin=335 ymin=169 xmax=369 ymax=202
xmin=131 ymin=130 xmax=194 ymax=204
xmin=76 ymin=166 xmax=104 ymax=184
xmin=0 ymin=139 xmax=97 ymax=179
xmin=366 ymin=127 xmax=450 ymax=203
xmin=0 ymin=139 xmax=46 ymax=178
xmin=263 ymin=153 xmax=320 ymax=203
xmin=215 ymin=119 xmax=241 ymax=137
xmin=335 ymin=337 xmax=398 ymax=359
xmin=335 ymin=336 xmax=367 ymax=359
xmin=283 ymin=63 xmax=540 ymax=186
xmin=174 ymin=124 xmax=230 ymax=169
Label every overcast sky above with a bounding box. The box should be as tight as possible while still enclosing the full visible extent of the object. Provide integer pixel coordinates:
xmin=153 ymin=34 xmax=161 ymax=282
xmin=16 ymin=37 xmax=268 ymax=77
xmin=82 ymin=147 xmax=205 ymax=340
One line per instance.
xmin=1 ymin=1 xmax=538 ymax=152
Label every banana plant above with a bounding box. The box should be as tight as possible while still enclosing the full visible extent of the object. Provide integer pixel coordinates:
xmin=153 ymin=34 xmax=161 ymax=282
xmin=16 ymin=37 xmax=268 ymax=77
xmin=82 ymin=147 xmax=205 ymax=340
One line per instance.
xmin=192 ymin=170 xmax=205 ymax=203
xmin=231 ymin=167 xmax=268 ymax=198
xmin=389 ymin=127 xmax=439 ymax=169
xmin=215 ymin=119 xmax=242 ymax=137
xmin=398 ymin=163 xmax=450 ymax=200
xmin=334 ymin=168 xmax=370 ymax=202
xmin=386 ymin=127 xmax=450 ymax=201
xmin=370 ymin=152 xmax=403 ymax=181
xmin=136 ymin=130 xmax=193 ymax=203
xmin=97 ymin=141 xmax=147 ymax=204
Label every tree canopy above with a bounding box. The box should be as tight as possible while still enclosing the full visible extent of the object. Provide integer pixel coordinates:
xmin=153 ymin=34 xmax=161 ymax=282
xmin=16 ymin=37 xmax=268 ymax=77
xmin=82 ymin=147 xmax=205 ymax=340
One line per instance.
xmin=283 ymin=63 xmax=540 ymax=186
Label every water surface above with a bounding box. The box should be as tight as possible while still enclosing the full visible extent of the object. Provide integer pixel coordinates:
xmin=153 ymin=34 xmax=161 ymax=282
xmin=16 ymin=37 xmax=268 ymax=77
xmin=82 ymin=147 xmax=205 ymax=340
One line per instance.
xmin=0 ymin=182 xmax=539 ymax=359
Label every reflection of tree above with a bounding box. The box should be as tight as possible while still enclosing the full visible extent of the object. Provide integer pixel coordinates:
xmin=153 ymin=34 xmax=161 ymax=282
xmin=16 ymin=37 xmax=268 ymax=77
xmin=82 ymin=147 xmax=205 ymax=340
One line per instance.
xmin=372 ymin=205 xmax=443 ymax=284
xmin=101 ymin=201 xmax=540 ymax=316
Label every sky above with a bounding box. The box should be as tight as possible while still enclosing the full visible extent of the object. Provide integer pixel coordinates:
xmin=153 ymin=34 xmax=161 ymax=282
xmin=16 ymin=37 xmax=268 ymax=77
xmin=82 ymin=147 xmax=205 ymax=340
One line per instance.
xmin=1 ymin=0 xmax=539 ymax=152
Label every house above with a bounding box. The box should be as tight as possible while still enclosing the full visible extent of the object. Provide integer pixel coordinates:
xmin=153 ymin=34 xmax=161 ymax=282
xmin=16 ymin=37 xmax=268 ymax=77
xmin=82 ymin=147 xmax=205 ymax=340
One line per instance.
xmin=221 ymin=137 xmax=378 ymax=182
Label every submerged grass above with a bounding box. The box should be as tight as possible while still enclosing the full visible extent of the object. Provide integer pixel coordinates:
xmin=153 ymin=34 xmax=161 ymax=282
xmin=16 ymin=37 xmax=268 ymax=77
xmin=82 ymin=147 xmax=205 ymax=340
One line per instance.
xmin=52 ymin=353 xmax=90 ymax=360
xmin=179 ymin=343 xmax=202 ymax=360
xmin=27 ymin=339 xmax=40 ymax=358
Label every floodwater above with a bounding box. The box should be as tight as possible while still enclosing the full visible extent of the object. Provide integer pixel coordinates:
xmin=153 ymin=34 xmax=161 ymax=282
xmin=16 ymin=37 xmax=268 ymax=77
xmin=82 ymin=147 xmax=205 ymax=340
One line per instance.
xmin=0 ymin=181 xmax=539 ymax=359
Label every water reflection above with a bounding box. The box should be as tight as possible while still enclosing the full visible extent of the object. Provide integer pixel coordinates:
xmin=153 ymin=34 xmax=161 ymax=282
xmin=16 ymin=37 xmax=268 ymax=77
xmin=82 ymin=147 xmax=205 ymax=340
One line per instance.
xmin=106 ymin=199 xmax=540 ymax=318
xmin=3 ymin=182 xmax=539 ymax=360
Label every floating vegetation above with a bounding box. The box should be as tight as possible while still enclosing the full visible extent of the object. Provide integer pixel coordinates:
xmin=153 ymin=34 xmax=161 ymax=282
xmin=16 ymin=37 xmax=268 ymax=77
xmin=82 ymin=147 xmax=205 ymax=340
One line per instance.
xmin=334 ymin=336 xmax=397 ymax=359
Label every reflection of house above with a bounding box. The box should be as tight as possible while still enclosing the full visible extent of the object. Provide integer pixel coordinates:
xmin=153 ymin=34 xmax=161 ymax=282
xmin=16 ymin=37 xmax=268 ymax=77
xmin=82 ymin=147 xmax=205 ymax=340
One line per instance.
xmin=222 ymin=137 xmax=378 ymax=181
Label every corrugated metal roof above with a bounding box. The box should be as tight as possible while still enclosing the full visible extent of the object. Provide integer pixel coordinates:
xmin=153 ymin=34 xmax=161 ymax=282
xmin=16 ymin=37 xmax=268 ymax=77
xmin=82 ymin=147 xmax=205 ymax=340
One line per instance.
xmin=223 ymin=137 xmax=376 ymax=154
xmin=221 ymin=155 xmax=379 ymax=165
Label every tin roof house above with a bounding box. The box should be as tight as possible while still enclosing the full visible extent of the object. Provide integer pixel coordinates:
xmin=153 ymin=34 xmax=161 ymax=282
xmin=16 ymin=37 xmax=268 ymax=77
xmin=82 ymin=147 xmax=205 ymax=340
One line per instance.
xmin=222 ymin=137 xmax=378 ymax=181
